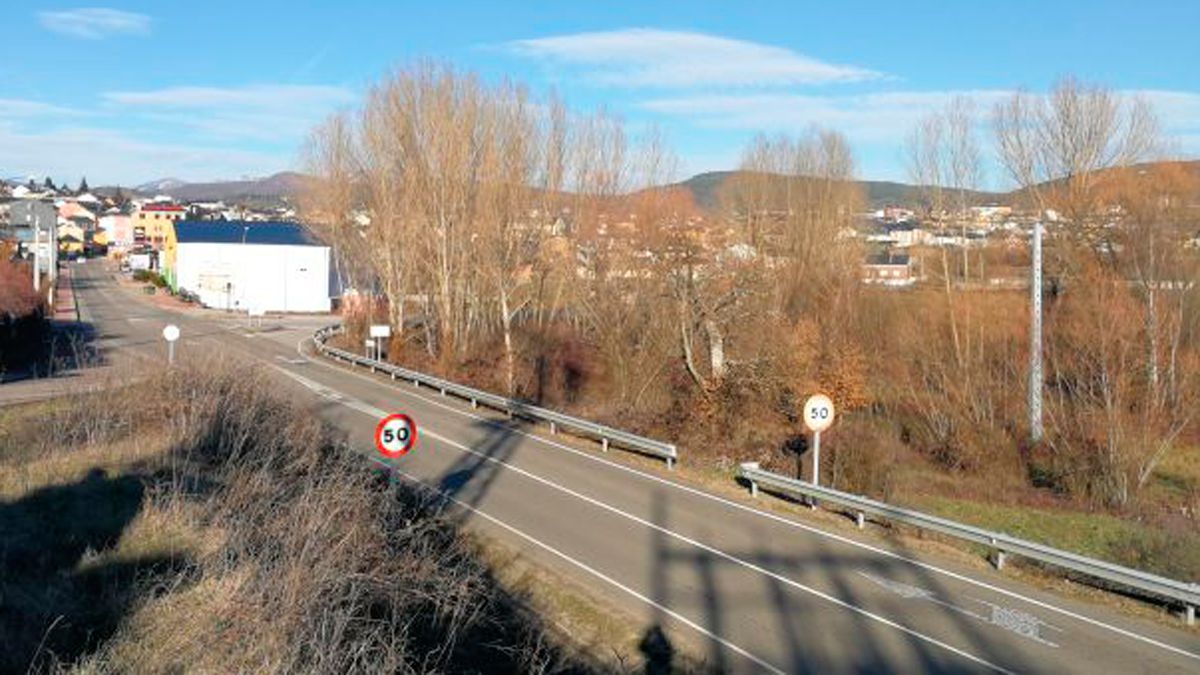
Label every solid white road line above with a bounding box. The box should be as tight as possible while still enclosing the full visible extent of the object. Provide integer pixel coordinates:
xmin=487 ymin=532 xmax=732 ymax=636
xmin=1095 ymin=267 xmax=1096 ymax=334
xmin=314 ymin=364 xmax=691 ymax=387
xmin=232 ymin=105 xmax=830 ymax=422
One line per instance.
xmin=272 ymin=364 xmax=1011 ymax=673
xmin=294 ymin=337 xmax=1200 ymax=663
xmin=381 ymin=459 xmax=788 ymax=675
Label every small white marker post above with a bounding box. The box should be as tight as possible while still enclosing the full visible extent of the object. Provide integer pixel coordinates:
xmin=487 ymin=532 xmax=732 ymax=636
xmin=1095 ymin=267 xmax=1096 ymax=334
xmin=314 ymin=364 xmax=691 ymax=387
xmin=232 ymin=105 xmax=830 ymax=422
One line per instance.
xmin=162 ymin=324 xmax=180 ymax=366
xmin=802 ymin=393 xmax=836 ymax=508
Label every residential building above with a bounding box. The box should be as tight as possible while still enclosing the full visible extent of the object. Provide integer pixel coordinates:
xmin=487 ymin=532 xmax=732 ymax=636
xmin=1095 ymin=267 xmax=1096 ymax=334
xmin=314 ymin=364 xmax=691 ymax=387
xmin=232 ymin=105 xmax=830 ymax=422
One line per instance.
xmin=133 ymin=204 xmax=186 ymax=252
xmin=98 ymin=212 xmax=133 ymax=250
xmin=862 ymin=252 xmax=917 ymax=287
xmin=7 ymin=200 xmax=58 ymax=272
xmin=885 ymin=223 xmax=927 ymax=247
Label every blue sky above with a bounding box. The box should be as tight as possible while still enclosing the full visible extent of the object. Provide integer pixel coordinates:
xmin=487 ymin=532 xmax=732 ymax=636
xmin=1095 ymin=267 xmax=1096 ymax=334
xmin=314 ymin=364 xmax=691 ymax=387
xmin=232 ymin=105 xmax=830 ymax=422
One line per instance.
xmin=2 ymin=1 xmax=1198 ymax=187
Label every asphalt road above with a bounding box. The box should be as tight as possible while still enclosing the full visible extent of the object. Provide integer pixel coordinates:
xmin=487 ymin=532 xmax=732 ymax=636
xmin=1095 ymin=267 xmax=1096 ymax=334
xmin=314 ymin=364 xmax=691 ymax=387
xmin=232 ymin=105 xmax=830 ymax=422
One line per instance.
xmin=58 ymin=260 xmax=1200 ymax=673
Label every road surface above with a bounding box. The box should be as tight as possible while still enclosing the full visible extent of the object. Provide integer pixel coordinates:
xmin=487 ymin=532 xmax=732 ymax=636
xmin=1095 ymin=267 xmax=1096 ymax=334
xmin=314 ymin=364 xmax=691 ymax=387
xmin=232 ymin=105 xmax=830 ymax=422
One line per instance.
xmin=48 ymin=261 xmax=1200 ymax=673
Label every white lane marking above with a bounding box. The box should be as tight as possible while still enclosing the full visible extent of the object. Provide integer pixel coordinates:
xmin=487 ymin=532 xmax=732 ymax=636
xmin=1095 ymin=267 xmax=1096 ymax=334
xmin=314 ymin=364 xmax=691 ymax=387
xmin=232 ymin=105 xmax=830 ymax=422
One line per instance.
xmin=375 ymin=459 xmax=787 ymax=675
xmin=271 ymin=365 xmax=1011 ymax=674
xmin=296 ymin=337 xmax=1200 ymax=663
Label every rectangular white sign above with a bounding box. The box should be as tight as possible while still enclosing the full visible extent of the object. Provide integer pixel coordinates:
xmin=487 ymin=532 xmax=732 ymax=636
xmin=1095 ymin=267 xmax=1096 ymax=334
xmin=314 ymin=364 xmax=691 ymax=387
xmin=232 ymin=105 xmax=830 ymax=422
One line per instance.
xmin=369 ymin=324 xmax=391 ymax=338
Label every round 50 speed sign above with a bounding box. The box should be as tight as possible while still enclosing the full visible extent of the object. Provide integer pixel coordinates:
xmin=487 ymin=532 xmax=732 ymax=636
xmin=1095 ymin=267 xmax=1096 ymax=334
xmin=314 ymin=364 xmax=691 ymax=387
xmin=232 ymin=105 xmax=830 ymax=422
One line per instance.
xmin=803 ymin=394 xmax=836 ymax=432
xmin=375 ymin=413 xmax=417 ymax=459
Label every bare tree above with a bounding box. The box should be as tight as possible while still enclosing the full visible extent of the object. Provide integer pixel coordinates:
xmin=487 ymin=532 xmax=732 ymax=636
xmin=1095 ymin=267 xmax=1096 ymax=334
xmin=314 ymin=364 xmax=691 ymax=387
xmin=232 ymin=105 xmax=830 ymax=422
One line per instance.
xmin=994 ymin=77 xmax=1158 ymax=248
xmin=301 ymin=112 xmax=371 ymax=295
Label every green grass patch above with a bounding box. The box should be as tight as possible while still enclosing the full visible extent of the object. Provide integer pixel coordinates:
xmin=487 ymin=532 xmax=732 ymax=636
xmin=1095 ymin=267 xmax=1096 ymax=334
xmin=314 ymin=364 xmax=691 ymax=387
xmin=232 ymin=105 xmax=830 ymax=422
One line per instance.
xmin=907 ymin=494 xmax=1200 ymax=582
xmin=1148 ymin=446 xmax=1200 ymax=500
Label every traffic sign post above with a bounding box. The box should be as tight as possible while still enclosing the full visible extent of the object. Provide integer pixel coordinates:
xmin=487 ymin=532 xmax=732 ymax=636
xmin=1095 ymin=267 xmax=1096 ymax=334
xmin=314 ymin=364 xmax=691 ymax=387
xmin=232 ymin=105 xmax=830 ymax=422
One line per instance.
xmin=374 ymin=413 xmax=417 ymax=459
xmin=802 ymin=394 xmax=836 ymax=497
xmin=369 ymin=324 xmax=391 ymax=362
xmin=247 ymin=305 xmax=266 ymax=328
xmin=162 ymin=324 xmax=180 ymax=366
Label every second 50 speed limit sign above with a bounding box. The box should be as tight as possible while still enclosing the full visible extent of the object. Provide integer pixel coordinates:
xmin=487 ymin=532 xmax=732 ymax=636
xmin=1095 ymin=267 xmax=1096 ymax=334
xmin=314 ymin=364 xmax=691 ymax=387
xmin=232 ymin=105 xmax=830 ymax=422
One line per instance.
xmin=375 ymin=413 xmax=417 ymax=459
xmin=803 ymin=394 xmax=835 ymax=432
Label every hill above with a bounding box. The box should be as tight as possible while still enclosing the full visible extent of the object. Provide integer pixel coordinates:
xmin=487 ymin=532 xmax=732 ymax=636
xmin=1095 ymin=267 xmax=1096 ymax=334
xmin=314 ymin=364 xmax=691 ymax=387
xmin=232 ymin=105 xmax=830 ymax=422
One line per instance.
xmin=672 ymin=171 xmax=1006 ymax=211
xmin=95 ymin=172 xmax=311 ymax=207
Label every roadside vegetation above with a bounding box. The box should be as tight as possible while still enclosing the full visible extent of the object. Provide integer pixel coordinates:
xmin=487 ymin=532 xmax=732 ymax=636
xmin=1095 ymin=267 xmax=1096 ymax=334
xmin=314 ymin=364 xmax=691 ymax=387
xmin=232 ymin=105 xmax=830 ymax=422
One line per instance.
xmin=301 ymin=65 xmax=1200 ymax=581
xmin=0 ymin=248 xmax=48 ymax=373
xmin=0 ymin=359 xmax=603 ymax=673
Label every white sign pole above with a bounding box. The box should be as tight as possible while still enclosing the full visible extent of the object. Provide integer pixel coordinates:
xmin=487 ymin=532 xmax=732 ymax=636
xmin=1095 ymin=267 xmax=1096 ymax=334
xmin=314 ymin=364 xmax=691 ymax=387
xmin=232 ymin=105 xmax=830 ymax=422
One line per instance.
xmin=812 ymin=430 xmax=821 ymax=487
xmin=162 ymin=324 xmax=180 ymax=366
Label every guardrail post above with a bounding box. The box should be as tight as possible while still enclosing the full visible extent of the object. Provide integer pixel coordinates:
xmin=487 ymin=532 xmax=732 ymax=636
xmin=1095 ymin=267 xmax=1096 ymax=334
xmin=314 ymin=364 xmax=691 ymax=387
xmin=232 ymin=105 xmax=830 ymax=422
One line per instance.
xmin=994 ymin=551 xmax=1007 ymax=571
xmin=471 ymin=398 xmax=477 ymax=409
xmin=601 ymin=438 xmax=609 ymax=452
xmin=666 ymin=457 xmax=675 ymax=471
xmin=550 ymin=421 xmax=557 ymax=434
xmin=1184 ymin=604 xmax=1195 ymax=626
xmin=856 ymin=511 xmax=865 ymax=529
xmin=413 ymin=378 xmax=420 ymax=387
xmin=440 ymin=387 xmax=446 ymax=396
xmin=390 ymin=371 xmax=395 ymax=380
xmin=749 ymin=480 xmax=758 ymax=498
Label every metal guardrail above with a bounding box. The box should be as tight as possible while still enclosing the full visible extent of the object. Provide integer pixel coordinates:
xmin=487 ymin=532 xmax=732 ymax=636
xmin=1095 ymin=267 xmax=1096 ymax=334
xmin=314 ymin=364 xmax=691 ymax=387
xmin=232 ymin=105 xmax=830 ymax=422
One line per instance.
xmin=312 ymin=324 xmax=678 ymax=468
xmin=738 ymin=462 xmax=1199 ymax=624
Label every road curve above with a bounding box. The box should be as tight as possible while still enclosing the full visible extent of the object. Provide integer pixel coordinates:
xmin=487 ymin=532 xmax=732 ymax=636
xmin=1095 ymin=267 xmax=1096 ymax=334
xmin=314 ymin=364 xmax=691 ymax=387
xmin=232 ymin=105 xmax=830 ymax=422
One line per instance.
xmin=64 ymin=261 xmax=1200 ymax=673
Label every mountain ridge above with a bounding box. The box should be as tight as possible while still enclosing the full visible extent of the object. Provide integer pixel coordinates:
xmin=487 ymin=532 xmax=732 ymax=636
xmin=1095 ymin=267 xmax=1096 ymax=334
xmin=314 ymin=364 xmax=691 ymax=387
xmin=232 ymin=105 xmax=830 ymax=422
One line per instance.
xmin=94 ymin=159 xmax=1199 ymax=210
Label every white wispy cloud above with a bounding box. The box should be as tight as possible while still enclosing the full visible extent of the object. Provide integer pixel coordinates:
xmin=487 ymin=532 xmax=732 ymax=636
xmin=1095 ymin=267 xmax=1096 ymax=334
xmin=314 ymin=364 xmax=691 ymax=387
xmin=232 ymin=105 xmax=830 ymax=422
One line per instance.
xmin=506 ymin=28 xmax=881 ymax=88
xmin=38 ymin=8 xmax=151 ymax=39
xmin=1 ymin=84 xmax=358 ymax=183
xmin=0 ymin=125 xmax=285 ymax=184
xmin=641 ymin=89 xmax=1200 ymax=150
xmin=0 ymin=98 xmax=86 ymax=118
xmin=103 ymin=84 xmax=357 ymax=141
xmin=641 ymin=90 xmax=1008 ymax=141
xmin=104 ymin=84 xmax=354 ymax=108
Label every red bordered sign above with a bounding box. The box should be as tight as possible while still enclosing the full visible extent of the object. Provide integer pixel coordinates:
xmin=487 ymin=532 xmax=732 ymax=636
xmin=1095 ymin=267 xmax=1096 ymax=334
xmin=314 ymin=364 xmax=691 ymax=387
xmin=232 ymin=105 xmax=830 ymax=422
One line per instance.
xmin=374 ymin=413 xmax=417 ymax=459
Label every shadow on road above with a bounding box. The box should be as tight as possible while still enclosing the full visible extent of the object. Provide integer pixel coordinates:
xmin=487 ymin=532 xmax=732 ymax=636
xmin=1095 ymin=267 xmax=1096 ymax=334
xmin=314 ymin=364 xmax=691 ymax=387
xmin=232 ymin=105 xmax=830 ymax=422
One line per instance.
xmin=0 ymin=468 xmax=189 ymax=673
xmin=641 ymin=488 xmax=1034 ymax=673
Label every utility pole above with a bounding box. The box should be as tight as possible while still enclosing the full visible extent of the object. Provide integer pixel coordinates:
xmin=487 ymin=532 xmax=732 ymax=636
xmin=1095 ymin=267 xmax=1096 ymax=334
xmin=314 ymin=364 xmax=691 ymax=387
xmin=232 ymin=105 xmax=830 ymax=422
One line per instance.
xmin=32 ymin=213 xmax=41 ymax=294
xmin=1029 ymin=220 xmax=1044 ymax=444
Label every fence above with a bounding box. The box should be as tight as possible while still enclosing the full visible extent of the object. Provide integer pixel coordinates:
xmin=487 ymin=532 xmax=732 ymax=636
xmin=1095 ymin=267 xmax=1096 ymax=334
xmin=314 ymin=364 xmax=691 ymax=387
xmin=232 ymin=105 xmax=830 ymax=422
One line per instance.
xmin=738 ymin=462 xmax=1199 ymax=624
xmin=311 ymin=325 xmax=678 ymax=468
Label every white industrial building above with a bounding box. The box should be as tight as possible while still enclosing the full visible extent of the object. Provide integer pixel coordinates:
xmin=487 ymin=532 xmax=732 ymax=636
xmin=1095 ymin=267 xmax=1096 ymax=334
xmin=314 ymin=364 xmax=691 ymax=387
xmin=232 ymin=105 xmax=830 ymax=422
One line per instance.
xmin=171 ymin=221 xmax=331 ymax=313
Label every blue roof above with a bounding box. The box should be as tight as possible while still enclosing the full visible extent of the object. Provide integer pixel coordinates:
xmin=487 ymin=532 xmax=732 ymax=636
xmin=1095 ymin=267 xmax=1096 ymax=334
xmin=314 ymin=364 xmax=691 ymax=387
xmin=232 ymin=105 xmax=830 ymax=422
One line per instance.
xmin=174 ymin=220 xmax=324 ymax=246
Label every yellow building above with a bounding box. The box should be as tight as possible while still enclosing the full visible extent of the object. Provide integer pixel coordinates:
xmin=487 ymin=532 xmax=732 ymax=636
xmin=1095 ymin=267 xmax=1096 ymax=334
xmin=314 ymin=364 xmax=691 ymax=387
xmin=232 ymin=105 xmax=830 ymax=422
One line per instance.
xmin=133 ymin=204 xmax=185 ymax=250
xmin=134 ymin=204 xmax=185 ymax=284
xmin=58 ymin=222 xmax=86 ymax=254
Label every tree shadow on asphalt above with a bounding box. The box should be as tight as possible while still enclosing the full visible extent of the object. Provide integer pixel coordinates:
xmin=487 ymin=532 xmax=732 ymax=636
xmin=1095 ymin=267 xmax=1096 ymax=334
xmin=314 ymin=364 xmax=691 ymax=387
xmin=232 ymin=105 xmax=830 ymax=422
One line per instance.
xmin=645 ymin=488 xmax=1038 ymax=673
xmin=352 ymin=392 xmax=1036 ymax=672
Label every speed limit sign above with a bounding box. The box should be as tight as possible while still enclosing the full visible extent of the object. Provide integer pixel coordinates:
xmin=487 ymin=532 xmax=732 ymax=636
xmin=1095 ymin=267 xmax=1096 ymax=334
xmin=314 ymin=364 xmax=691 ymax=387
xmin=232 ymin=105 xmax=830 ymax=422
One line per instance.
xmin=374 ymin=413 xmax=417 ymax=459
xmin=803 ymin=394 xmax=835 ymax=432
xmin=802 ymin=393 xmax=835 ymax=490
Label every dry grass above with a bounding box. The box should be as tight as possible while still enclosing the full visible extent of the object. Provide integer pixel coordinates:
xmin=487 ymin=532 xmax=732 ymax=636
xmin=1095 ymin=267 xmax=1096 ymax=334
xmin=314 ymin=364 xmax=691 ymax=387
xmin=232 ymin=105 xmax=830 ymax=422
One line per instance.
xmin=0 ymin=357 xmax=604 ymax=674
